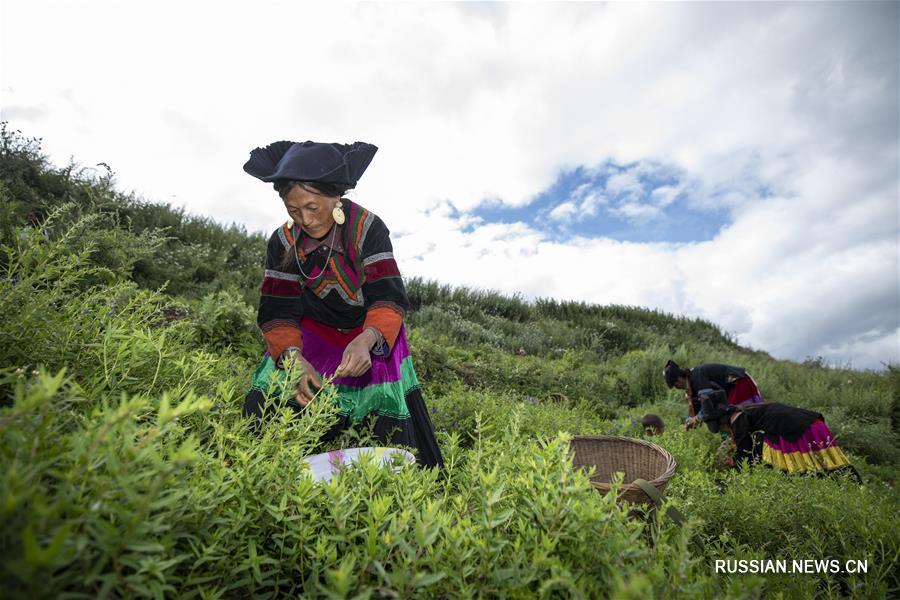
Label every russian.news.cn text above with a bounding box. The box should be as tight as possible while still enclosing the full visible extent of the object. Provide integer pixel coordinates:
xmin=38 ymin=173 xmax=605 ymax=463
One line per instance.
xmin=715 ymin=559 xmax=868 ymax=575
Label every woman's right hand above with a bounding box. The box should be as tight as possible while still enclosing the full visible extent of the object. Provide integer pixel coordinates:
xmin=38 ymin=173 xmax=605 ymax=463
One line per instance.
xmin=281 ymin=350 xmax=323 ymax=407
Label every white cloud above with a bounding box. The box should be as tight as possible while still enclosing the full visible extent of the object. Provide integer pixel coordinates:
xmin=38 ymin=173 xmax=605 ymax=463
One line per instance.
xmin=606 ymin=170 xmax=645 ymax=200
xmin=650 ymin=186 xmax=679 ymax=208
xmin=578 ymin=191 xmax=605 ymax=216
xmin=569 ymin=183 xmax=593 ymax=201
xmin=611 ymin=202 xmax=662 ymax=222
xmin=548 ymin=202 xmax=577 ymax=222
xmin=1 ymin=1 xmax=897 ymax=368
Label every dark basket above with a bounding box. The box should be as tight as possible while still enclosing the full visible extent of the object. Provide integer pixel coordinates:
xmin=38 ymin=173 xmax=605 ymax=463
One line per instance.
xmin=570 ymin=435 xmax=677 ymax=504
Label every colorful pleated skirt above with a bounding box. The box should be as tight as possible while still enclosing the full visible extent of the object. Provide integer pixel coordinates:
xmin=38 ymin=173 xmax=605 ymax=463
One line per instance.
xmin=760 ymin=419 xmax=851 ymax=474
xmin=245 ymin=319 xmax=443 ymax=468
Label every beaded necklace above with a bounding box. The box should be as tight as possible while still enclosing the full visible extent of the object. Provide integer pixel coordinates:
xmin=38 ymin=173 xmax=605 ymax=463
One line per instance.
xmin=293 ymin=225 xmax=337 ymax=283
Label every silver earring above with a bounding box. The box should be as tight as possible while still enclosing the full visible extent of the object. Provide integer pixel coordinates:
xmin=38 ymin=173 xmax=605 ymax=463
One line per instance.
xmin=332 ymin=200 xmax=345 ymax=225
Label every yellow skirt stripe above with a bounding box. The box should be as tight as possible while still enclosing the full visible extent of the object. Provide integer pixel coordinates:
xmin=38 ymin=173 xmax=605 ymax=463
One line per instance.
xmin=762 ymin=444 xmax=851 ymax=474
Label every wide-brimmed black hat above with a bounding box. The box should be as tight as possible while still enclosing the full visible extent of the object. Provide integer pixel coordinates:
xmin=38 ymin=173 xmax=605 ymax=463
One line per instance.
xmin=243 ymin=140 xmax=378 ymax=188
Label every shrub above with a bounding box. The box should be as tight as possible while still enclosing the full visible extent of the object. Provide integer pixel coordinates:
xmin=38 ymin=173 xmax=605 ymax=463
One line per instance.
xmin=2 ymin=128 xmax=898 ymax=597
xmin=186 ymin=288 xmax=260 ymax=356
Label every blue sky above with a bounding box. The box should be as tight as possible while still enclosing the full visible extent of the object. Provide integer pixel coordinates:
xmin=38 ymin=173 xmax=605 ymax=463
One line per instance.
xmin=2 ymin=1 xmax=897 ymax=369
xmin=467 ymin=160 xmax=733 ymax=243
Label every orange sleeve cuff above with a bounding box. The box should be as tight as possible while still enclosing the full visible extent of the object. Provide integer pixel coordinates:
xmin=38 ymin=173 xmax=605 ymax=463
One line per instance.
xmin=363 ymin=305 xmax=403 ymax=351
xmin=263 ymin=325 xmax=302 ymax=362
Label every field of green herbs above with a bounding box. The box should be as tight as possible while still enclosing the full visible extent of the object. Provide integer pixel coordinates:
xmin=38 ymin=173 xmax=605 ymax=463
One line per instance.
xmin=1 ymin=125 xmax=898 ymax=598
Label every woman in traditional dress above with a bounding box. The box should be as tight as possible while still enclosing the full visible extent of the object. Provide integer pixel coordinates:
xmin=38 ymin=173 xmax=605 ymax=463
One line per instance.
xmin=696 ymin=391 xmax=857 ymax=479
xmin=241 ymin=140 xmax=443 ymax=468
xmin=663 ymin=360 xmax=764 ymax=429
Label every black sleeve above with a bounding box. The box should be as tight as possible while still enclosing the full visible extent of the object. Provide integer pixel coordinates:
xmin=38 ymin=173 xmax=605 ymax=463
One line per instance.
xmin=360 ymin=216 xmax=409 ymax=315
xmin=692 ymin=365 xmax=725 ymax=394
xmin=257 ymin=227 xmax=304 ymax=349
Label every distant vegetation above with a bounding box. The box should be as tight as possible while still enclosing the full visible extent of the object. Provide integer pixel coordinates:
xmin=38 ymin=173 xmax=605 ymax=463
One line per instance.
xmin=1 ymin=123 xmax=898 ymax=598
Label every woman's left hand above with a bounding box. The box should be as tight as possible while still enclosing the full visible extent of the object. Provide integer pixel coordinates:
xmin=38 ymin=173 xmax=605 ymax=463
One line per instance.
xmin=335 ymin=329 xmax=377 ymax=377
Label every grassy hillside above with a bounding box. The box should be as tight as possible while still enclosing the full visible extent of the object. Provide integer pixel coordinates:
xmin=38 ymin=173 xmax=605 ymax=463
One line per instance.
xmin=1 ymin=124 xmax=898 ymax=598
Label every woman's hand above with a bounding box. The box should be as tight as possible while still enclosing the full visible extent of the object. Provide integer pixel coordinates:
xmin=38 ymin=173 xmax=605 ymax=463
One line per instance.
xmin=335 ymin=329 xmax=378 ymax=378
xmin=282 ymin=350 xmax=323 ymax=407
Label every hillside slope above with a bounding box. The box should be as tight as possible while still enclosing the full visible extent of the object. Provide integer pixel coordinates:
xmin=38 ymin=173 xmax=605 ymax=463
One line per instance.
xmin=2 ymin=125 xmax=898 ymax=597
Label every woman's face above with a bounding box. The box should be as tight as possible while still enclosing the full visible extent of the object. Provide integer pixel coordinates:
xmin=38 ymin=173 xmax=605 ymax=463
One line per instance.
xmin=283 ymin=184 xmax=339 ymax=238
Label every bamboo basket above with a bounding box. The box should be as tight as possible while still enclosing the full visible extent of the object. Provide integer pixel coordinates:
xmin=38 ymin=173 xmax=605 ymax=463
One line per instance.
xmin=570 ymin=435 xmax=677 ymax=504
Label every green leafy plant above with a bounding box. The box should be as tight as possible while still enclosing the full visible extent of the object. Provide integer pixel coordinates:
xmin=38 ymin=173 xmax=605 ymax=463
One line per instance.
xmin=1 ymin=125 xmax=897 ymax=598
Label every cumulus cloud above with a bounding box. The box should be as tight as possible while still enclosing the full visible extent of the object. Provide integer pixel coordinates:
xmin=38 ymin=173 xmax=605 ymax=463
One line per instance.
xmin=606 ymin=170 xmax=645 ymax=201
xmin=2 ymin=1 xmax=897 ymax=368
xmin=611 ymin=202 xmax=662 ymax=222
xmin=578 ymin=192 xmax=605 ymax=216
xmin=548 ymin=202 xmax=577 ymax=222
xmin=650 ymin=186 xmax=679 ymax=208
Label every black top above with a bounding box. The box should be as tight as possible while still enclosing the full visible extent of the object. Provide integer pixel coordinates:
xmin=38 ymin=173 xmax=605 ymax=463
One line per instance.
xmin=731 ymin=403 xmax=823 ymax=464
xmin=257 ymin=199 xmax=409 ymax=332
xmin=687 ymin=363 xmax=749 ymax=416
xmin=689 ymin=363 xmax=747 ymax=398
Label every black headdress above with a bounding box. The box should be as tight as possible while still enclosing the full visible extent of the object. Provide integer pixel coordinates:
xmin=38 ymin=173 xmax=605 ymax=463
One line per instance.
xmin=663 ymin=359 xmax=687 ymax=388
xmin=243 ymin=140 xmax=378 ymax=188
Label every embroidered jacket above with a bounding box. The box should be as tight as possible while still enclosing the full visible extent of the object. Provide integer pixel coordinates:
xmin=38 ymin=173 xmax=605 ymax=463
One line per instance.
xmin=257 ymin=199 xmax=408 ymax=361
